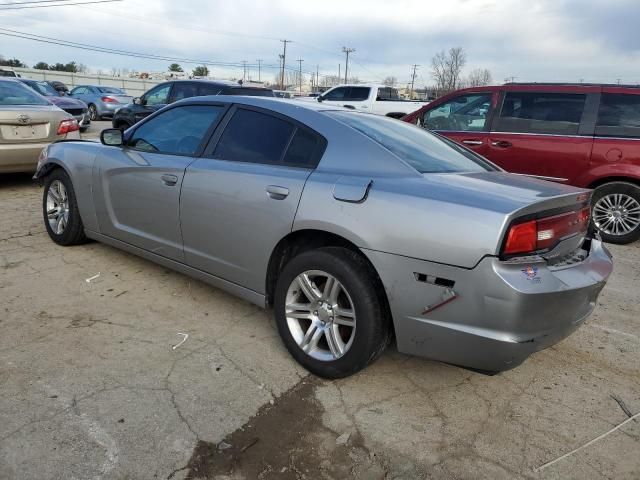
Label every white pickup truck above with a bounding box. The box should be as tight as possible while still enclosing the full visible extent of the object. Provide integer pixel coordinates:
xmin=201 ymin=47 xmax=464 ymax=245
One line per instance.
xmin=313 ymin=84 xmax=428 ymax=118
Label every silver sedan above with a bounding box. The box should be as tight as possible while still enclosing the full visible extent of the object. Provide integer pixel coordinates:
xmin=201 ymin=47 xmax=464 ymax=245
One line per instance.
xmin=34 ymin=96 xmax=613 ymax=378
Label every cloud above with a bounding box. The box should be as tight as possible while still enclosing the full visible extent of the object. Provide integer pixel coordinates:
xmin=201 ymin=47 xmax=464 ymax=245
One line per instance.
xmin=1 ymin=0 xmax=639 ymax=85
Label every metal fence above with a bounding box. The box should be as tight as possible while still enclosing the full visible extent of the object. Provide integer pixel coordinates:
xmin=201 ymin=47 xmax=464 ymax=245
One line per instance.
xmin=12 ymin=67 xmax=161 ymax=97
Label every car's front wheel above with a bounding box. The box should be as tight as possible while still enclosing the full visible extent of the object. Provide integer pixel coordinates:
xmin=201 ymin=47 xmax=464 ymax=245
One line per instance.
xmin=592 ymin=181 xmax=640 ymax=244
xmin=274 ymin=247 xmax=391 ymax=378
xmin=43 ymin=169 xmax=87 ymax=246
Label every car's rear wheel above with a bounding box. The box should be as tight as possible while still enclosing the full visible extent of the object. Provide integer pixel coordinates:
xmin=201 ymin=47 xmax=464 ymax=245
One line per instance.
xmin=274 ymin=247 xmax=390 ymax=378
xmin=88 ymin=104 xmax=98 ymax=121
xmin=592 ymin=181 xmax=640 ymax=244
xmin=43 ymin=169 xmax=87 ymax=246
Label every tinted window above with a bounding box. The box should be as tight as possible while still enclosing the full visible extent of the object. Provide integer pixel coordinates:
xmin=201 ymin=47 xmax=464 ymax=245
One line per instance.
xmin=328 ymin=111 xmax=492 ymax=174
xmin=0 ymin=81 xmax=49 ymax=106
xmin=424 ymin=94 xmax=491 ymax=132
xmin=596 ymin=94 xmax=640 ymax=138
xmin=171 ymin=83 xmax=198 ymax=101
xmin=495 ymin=92 xmax=586 ymax=135
xmin=97 ymin=87 xmax=125 ymax=94
xmin=283 ymin=128 xmax=325 ymax=168
xmin=377 ymin=87 xmax=399 ymax=100
xmin=129 ymin=105 xmax=223 ymax=155
xmin=198 ymin=83 xmax=223 ymax=96
xmin=346 ymin=87 xmax=370 ymax=101
xmin=24 ymin=80 xmax=57 ymax=96
xmin=144 ymin=84 xmax=171 ymax=106
xmin=324 ymin=87 xmax=349 ymax=101
xmin=213 ymin=108 xmax=294 ymax=165
xmin=221 ymin=87 xmax=274 ymax=97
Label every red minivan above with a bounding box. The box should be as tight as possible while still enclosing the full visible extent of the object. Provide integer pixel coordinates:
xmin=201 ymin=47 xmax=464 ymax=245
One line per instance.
xmin=403 ymin=84 xmax=640 ymax=244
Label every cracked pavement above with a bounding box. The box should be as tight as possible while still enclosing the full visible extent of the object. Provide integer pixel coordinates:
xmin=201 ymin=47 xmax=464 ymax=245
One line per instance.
xmin=0 ymin=171 xmax=638 ymax=479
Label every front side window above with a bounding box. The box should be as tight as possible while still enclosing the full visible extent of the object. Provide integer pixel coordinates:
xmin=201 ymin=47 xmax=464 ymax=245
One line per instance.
xmin=324 ymin=87 xmax=349 ymax=101
xmin=26 ymin=81 xmax=57 ymax=96
xmin=129 ymin=105 xmax=224 ymax=155
xmin=346 ymin=87 xmax=370 ymax=101
xmin=0 ymin=81 xmax=49 ymax=106
xmin=596 ymin=93 xmax=640 ymax=138
xmin=495 ymin=92 xmax=586 ymax=135
xmin=328 ymin=111 xmax=493 ymax=174
xmin=144 ymin=84 xmax=171 ymax=106
xmin=424 ymin=94 xmax=491 ymax=132
xmin=213 ymin=108 xmax=294 ymax=165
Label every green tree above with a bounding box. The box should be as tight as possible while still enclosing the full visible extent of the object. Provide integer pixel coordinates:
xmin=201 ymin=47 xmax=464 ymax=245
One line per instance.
xmin=0 ymin=57 xmax=26 ymax=68
xmin=33 ymin=62 xmax=50 ymax=70
xmin=192 ymin=65 xmax=209 ymax=77
xmin=168 ymin=63 xmax=183 ymax=72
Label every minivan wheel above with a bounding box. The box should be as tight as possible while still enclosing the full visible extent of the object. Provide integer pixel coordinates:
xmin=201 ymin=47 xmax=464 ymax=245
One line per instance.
xmin=592 ymin=182 xmax=640 ymax=244
xmin=274 ymin=247 xmax=390 ymax=378
xmin=88 ymin=104 xmax=98 ymax=121
xmin=43 ymin=169 xmax=87 ymax=246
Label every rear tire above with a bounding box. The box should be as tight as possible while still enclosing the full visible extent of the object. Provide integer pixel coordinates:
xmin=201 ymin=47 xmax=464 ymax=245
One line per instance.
xmin=88 ymin=104 xmax=98 ymax=121
xmin=274 ymin=247 xmax=391 ymax=378
xmin=43 ymin=169 xmax=87 ymax=246
xmin=591 ymin=182 xmax=640 ymax=244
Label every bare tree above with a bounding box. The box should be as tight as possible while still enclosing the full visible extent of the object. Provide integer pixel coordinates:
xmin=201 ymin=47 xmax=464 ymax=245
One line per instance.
xmin=383 ymin=76 xmax=397 ymax=87
xmin=431 ymin=47 xmax=467 ymax=94
xmin=465 ymin=68 xmax=493 ymax=87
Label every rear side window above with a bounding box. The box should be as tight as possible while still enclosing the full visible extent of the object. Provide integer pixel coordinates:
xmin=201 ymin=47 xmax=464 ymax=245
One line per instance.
xmin=129 ymin=105 xmax=224 ymax=155
xmin=495 ymin=92 xmax=586 ymax=135
xmin=596 ymin=94 xmax=640 ymax=138
xmin=283 ymin=128 xmax=325 ymax=168
xmin=171 ymin=83 xmax=198 ymax=101
xmin=198 ymin=84 xmax=223 ymax=96
xmin=213 ymin=109 xmax=294 ymax=165
xmin=377 ymin=87 xmax=399 ymax=100
xmin=346 ymin=87 xmax=370 ymax=101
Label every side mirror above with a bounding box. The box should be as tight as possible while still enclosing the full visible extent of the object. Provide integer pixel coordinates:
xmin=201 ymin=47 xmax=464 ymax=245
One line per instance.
xmin=133 ymin=97 xmax=143 ymax=105
xmin=317 ymin=95 xmax=324 ymax=102
xmin=100 ymin=128 xmax=124 ymax=147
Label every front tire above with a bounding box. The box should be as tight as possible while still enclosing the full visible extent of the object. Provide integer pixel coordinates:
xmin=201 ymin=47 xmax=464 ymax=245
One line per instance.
xmin=274 ymin=247 xmax=391 ymax=378
xmin=43 ymin=169 xmax=87 ymax=246
xmin=592 ymin=182 xmax=640 ymax=244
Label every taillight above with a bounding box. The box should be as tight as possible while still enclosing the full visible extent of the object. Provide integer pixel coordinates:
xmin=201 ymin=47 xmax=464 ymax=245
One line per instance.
xmin=503 ymin=206 xmax=591 ymax=256
xmin=102 ymin=96 xmax=117 ymax=103
xmin=57 ymin=119 xmax=79 ymax=135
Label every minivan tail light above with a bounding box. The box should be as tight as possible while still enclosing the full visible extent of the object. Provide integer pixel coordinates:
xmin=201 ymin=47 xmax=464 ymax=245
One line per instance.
xmin=102 ymin=96 xmax=117 ymax=103
xmin=502 ymin=206 xmax=591 ymax=256
xmin=57 ymin=119 xmax=79 ymax=135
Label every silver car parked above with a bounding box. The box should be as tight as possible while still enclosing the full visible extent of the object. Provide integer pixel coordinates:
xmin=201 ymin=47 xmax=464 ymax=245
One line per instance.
xmin=69 ymin=85 xmax=133 ymax=121
xmin=34 ymin=97 xmax=613 ymax=378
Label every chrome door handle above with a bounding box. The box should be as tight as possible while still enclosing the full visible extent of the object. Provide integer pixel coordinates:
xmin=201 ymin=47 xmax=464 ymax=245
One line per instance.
xmin=491 ymin=140 xmax=512 ymax=148
xmin=161 ymin=174 xmax=178 ymax=186
xmin=462 ymin=140 xmax=483 ymax=146
xmin=266 ymin=185 xmax=289 ymax=200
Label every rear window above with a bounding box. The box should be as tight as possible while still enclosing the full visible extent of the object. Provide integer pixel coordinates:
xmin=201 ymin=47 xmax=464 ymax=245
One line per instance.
xmin=495 ymin=92 xmax=586 ymax=135
xmin=98 ymin=87 xmax=125 ymax=94
xmin=327 ymin=111 xmax=494 ymax=174
xmin=221 ymin=87 xmax=274 ymax=97
xmin=596 ymin=93 xmax=640 ymax=138
xmin=0 ymin=81 xmax=49 ymax=106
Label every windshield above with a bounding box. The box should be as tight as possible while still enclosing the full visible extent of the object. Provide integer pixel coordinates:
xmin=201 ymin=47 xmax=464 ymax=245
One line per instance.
xmin=0 ymin=81 xmax=50 ymax=106
xmin=97 ymin=87 xmax=126 ymax=94
xmin=327 ymin=111 xmax=495 ymax=174
xmin=25 ymin=80 xmax=58 ymax=96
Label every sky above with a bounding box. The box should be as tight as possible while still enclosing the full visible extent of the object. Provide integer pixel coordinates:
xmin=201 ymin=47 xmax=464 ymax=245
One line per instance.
xmin=1 ymin=0 xmax=639 ymax=87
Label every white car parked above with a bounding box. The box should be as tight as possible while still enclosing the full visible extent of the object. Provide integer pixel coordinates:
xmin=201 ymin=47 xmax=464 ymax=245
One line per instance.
xmin=314 ymin=84 xmax=428 ymax=118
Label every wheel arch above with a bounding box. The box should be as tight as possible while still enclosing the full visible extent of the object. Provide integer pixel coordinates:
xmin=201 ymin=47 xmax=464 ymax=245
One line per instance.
xmin=265 ymin=229 xmax=394 ymax=336
xmin=588 ymin=176 xmax=640 ymax=189
xmin=33 ymin=159 xmax=71 ymax=185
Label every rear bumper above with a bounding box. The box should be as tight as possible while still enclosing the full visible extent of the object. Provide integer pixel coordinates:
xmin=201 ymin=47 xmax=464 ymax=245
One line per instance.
xmin=98 ymin=102 xmax=123 ymax=116
xmin=363 ymin=238 xmax=613 ymax=372
xmin=0 ymin=142 xmax=50 ymax=173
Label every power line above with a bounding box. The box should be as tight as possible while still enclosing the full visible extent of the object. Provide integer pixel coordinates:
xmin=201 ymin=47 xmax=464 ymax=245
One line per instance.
xmin=0 ymin=0 xmax=71 ymax=5
xmin=0 ymin=0 xmax=121 ymax=10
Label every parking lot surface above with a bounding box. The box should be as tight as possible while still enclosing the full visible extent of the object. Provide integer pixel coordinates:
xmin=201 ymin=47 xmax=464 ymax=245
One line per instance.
xmin=0 ymin=171 xmax=639 ymax=479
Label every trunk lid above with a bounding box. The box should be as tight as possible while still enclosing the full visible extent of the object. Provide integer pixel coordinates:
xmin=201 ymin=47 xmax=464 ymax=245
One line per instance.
xmin=0 ymin=105 xmax=70 ymax=144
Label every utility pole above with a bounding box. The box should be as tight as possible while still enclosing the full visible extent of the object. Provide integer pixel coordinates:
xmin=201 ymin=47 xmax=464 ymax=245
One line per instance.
xmin=342 ymin=47 xmax=355 ymax=83
xmin=297 ymin=58 xmax=304 ymax=93
xmin=410 ymin=64 xmax=419 ymax=100
xmin=338 ymin=64 xmax=341 ymax=84
xmin=316 ymin=64 xmax=319 ymax=92
xmin=241 ymin=60 xmax=247 ymax=82
xmin=256 ymin=59 xmax=262 ymax=83
xmin=280 ymin=39 xmax=290 ymax=90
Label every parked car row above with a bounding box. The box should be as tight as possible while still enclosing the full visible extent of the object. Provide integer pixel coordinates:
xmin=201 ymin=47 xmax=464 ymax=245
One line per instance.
xmin=33 ymin=95 xmax=613 ymax=378
xmin=403 ymin=83 xmax=640 ymax=244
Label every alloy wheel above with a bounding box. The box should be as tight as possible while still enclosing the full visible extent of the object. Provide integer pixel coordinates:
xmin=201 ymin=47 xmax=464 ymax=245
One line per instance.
xmin=285 ymin=270 xmax=356 ymax=361
xmin=46 ymin=180 xmax=69 ymax=235
xmin=593 ymin=193 xmax=640 ymax=237
xmin=89 ymin=104 xmax=98 ymax=121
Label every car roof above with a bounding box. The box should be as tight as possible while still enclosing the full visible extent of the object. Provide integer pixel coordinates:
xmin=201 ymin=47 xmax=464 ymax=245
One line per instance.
xmin=177 ymin=94 xmax=338 ymax=112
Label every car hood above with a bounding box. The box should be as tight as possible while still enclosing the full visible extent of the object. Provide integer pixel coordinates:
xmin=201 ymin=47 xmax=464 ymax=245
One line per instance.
xmin=47 ymin=96 xmax=87 ymax=108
